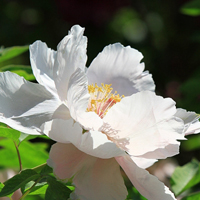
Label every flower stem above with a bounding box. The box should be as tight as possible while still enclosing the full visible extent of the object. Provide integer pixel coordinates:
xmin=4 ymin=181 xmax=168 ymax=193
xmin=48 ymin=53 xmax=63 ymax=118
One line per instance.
xmin=13 ymin=141 xmax=22 ymax=172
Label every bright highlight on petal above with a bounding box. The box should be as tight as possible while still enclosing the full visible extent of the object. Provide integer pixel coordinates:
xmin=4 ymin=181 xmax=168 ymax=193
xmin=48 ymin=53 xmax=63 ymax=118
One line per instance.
xmin=87 ymin=83 xmax=124 ymax=118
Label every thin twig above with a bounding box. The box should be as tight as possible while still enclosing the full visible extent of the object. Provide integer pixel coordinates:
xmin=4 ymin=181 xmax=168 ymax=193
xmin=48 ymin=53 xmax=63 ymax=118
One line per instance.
xmin=13 ymin=141 xmax=22 ymax=172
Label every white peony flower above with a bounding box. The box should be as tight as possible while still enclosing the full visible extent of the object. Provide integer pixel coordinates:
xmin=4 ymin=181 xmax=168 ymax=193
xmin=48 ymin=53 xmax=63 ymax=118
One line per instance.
xmin=0 ymin=25 xmax=199 ymax=200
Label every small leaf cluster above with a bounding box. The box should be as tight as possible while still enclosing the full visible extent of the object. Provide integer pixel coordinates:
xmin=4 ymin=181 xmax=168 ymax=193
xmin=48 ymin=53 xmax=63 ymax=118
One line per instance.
xmin=0 ymin=164 xmax=73 ymax=200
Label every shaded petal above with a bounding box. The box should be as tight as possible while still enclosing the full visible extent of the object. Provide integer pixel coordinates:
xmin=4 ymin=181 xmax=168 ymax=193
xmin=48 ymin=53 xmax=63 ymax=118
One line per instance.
xmin=0 ymin=72 xmax=64 ymax=135
xmin=103 ymin=91 xmax=185 ymax=156
xmin=67 ymin=68 xmax=89 ymax=118
xmin=42 ymin=119 xmax=125 ymax=159
xmin=87 ymin=43 xmax=155 ymax=96
xmin=53 ymin=25 xmax=87 ymax=101
xmin=48 ymin=143 xmax=128 ymax=200
xmin=67 ymin=68 xmax=102 ymax=130
xmin=116 ymin=155 xmax=176 ymax=200
xmin=29 ymin=40 xmax=57 ymax=95
xmin=175 ymin=108 xmax=200 ymax=135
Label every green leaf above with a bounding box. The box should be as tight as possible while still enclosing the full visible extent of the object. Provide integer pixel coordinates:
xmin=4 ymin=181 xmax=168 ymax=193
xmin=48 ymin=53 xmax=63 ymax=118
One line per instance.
xmin=67 ymin=186 xmax=75 ymax=191
xmin=0 ymin=65 xmax=35 ymax=81
xmin=0 ymin=46 xmax=29 ymax=63
xmin=40 ymin=164 xmax=53 ymax=176
xmin=19 ymin=141 xmax=49 ymax=168
xmin=0 ymin=182 xmax=4 ymax=192
xmin=0 ymin=138 xmax=49 ymax=168
xmin=29 ymin=184 xmax=48 ymax=196
xmin=0 ymin=182 xmax=13 ymax=198
xmin=31 ymin=163 xmax=53 ymax=176
xmin=0 ymin=169 xmax=40 ymax=197
xmin=0 ymin=127 xmax=21 ymax=141
xmin=22 ymin=181 xmax=48 ymax=196
xmin=180 ymin=0 xmax=200 ymax=16
xmin=45 ymin=177 xmax=71 ymax=200
xmin=171 ymin=159 xmax=200 ymax=196
xmin=24 ymin=195 xmax=44 ymax=200
xmin=182 ymin=192 xmax=200 ymax=200
xmin=0 ymin=123 xmax=8 ymax=127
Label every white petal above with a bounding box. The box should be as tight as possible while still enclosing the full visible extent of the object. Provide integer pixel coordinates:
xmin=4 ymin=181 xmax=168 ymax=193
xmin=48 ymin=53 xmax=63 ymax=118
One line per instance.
xmin=140 ymin=143 xmax=181 ymax=160
xmin=116 ymin=155 xmax=176 ymax=200
xmin=186 ymin=122 xmax=200 ymax=135
xmin=175 ymin=108 xmax=200 ymax=135
xmin=67 ymin=67 xmax=103 ymax=130
xmin=175 ymin=108 xmax=198 ymax=124
xmin=42 ymin=119 xmax=125 ymax=159
xmin=131 ymin=156 xmax=157 ymax=169
xmin=29 ymin=40 xmax=57 ymax=95
xmin=41 ymin=118 xmax=82 ymax=143
xmin=87 ymin=43 xmax=155 ymax=96
xmin=0 ymin=72 xmax=64 ymax=135
xmin=103 ymin=91 xmax=185 ymax=156
xmin=48 ymin=143 xmax=128 ymax=200
xmin=76 ymin=111 xmax=103 ymax=131
xmin=67 ymin=68 xmax=89 ymax=115
xmin=80 ymin=130 xmax=125 ymax=158
xmin=131 ymin=143 xmax=181 ymax=169
xmin=53 ymin=25 xmax=87 ymax=101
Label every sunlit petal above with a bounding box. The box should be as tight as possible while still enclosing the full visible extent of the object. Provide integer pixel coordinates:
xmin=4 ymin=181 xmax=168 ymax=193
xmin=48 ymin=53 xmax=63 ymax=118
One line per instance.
xmin=30 ymin=40 xmax=57 ymax=96
xmin=87 ymin=43 xmax=155 ymax=96
xmin=131 ymin=156 xmax=158 ymax=169
xmin=104 ymin=91 xmax=185 ymax=156
xmin=0 ymin=72 xmax=63 ymax=135
xmin=139 ymin=143 xmax=181 ymax=160
xmin=66 ymin=67 xmax=103 ymax=130
xmin=53 ymin=25 xmax=87 ymax=101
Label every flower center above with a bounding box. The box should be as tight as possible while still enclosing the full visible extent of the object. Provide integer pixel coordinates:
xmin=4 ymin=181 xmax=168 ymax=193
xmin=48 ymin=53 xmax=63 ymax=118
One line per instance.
xmin=87 ymin=83 xmax=124 ymax=118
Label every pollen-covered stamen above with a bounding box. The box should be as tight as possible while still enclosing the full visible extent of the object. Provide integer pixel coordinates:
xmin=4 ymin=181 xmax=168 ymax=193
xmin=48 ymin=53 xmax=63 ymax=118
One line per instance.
xmin=87 ymin=83 xmax=124 ymax=118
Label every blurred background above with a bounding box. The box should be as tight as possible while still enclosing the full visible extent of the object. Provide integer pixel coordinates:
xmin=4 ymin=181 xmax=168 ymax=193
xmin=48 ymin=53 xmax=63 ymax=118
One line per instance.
xmin=1 ymin=0 xmax=200 ymax=199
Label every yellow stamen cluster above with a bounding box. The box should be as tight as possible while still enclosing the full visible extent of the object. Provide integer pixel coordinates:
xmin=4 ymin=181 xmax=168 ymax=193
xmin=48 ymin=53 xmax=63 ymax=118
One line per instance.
xmin=87 ymin=83 xmax=124 ymax=118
